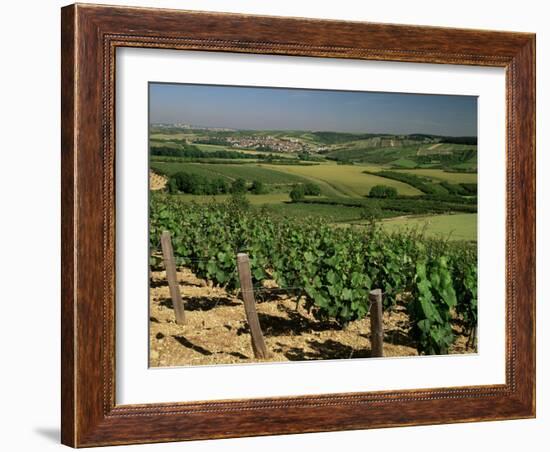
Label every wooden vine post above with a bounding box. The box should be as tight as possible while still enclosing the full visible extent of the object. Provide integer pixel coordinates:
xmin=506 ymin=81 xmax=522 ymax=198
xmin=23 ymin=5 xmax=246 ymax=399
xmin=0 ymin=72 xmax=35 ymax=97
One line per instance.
xmin=160 ymin=231 xmax=186 ymax=324
xmin=369 ymin=289 xmax=384 ymax=357
xmin=236 ymin=253 xmax=269 ymax=359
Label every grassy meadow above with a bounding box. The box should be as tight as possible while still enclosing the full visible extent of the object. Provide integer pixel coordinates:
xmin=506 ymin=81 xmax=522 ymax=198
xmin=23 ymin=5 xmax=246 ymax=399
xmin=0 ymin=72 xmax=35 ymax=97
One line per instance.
xmin=380 ymin=213 xmax=477 ymax=241
xmin=261 ymin=163 xmax=423 ymax=197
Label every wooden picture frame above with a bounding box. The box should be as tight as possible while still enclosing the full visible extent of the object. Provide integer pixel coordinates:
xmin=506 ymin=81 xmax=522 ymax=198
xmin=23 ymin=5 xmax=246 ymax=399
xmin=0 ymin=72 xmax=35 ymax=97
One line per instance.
xmin=61 ymin=3 xmax=535 ymax=447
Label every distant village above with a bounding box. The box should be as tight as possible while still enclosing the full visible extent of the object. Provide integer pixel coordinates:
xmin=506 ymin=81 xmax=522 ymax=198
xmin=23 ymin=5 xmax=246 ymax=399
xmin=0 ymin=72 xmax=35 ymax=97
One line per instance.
xmin=153 ymin=123 xmax=327 ymax=153
xmin=151 ymin=123 xmax=442 ymax=155
xmin=225 ymin=135 xmax=319 ymax=153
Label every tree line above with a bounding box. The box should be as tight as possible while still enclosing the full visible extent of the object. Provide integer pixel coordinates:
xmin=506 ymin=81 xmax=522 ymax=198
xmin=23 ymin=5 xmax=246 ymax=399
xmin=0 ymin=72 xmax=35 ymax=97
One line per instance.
xmin=151 ymin=145 xmax=274 ymax=160
xmin=167 ymin=171 xmax=268 ymax=196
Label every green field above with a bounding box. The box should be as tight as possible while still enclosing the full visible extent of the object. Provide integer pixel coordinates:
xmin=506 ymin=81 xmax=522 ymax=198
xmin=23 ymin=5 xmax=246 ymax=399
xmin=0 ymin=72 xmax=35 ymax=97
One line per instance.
xmin=380 ymin=213 xmax=477 ymax=241
xmin=151 ymin=160 xmax=425 ymax=197
xmin=151 ymin=162 xmax=311 ymax=185
xmin=150 ymin=161 xmax=478 ymax=240
xmin=393 ymin=169 xmax=477 ymax=184
xmin=326 ymin=140 xmax=477 ymax=170
xmin=149 ymin=140 xmax=182 ymax=149
xmin=151 ymin=139 xmax=297 ymax=161
xmin=150 ymin=132 xmax=200 ymax=141
xmin=192 ymin=143 xmax=294 ymax=159
xmin=262 ymin=202 xmax=363 ymax=222
xmin=390 ymin=158 xmax=418 ymax=168
xmin=326 ymin=145 xmax=418 ymax=164
xmin=261 ymin=163 xmax=423 ymax=197
xmin=168 ymin=193 xmax=364 ymax=222
xmin=149 ymin=128 xmax=478 ymax=241
xmin=151 ymin=128 xmax=477 ymax=171
xmin=169 ymin=193 xmax=289 ymax=205
xmin=171 ymin=196 xmax=477 ymax=233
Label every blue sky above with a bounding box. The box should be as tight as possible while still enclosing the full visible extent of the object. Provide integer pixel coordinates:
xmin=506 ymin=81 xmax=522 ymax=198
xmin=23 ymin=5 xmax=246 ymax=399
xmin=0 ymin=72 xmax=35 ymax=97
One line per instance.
xmin=149 ymin=83 xmax=477 ymax=136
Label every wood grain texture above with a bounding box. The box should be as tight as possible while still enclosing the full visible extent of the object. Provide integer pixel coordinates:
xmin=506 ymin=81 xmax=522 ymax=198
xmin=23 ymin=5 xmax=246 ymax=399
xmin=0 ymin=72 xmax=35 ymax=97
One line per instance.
xmin=237 ymin=253 xmax=269 ymax=359
xmin=369 ymin=289 xmax=384 ymax=358
xmin=60 ymin=3 xmax=536 ymax=447
xmin=60 ymin=5 xmax=76 ymax=447
xmin=160 ymin=231 xmax=185 ymax=324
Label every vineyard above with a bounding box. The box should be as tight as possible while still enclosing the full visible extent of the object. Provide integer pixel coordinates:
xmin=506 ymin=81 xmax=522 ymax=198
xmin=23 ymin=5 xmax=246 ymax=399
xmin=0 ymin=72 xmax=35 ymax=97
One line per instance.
xmin=150 ymin=192 xmax=477 ymax=358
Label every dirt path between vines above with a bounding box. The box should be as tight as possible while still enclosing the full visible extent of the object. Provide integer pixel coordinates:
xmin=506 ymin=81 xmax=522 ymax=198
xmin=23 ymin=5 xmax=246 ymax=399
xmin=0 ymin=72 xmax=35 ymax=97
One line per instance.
xmin=149 ymin=268 xmax=473 ymax=367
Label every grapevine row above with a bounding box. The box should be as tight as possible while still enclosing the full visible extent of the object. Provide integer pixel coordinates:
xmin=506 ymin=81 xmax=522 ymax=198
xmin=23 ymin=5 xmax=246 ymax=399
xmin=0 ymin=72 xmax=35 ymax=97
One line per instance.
xmin=150 ymin=193 xmax=477 ymax=355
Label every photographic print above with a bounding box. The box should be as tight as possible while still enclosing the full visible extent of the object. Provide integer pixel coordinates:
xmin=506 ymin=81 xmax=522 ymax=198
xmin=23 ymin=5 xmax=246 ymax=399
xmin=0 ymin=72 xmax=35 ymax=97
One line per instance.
xmin=148 ymin=83 xmax=478 ymax=368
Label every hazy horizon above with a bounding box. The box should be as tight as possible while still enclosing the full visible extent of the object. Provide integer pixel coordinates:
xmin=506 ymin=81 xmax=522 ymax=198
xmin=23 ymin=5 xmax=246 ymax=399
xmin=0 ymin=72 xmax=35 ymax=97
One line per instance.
xmin=150 ymin=83 xmax=477 ymax=137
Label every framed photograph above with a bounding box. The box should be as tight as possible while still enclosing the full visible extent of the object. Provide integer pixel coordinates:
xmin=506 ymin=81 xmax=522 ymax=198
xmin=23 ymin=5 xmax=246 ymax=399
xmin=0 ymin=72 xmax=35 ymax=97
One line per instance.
xmin=61 ymin=3 xmax=535 ymax=447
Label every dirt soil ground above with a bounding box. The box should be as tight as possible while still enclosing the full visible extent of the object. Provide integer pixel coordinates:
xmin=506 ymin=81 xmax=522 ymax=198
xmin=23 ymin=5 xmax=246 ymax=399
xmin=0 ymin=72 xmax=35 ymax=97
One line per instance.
xmin=149 ymin=268 xmax=474 ymax=367
xmin=150 ymin=171 xmax=167 ymax=191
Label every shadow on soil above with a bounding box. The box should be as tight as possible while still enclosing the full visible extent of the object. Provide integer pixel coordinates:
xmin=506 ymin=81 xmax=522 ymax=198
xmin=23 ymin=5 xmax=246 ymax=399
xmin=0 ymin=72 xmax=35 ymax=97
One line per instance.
xmin=380 ymin=329 xmax=416 ymax=348
xmin=160 ymin=296 xmax=239 ymax=311
xmin=237 ymin=304 xmax=339 ymax=337
xmin=172 ymin=336 xmax=213 ymax=356
xmin=282 ymin=339 xmax=372 ymax=361
xmin=227 ymin=351 xmax=249 ymax=360
xmin=150 ymin=278 xmax=202 ymax=289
